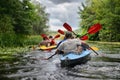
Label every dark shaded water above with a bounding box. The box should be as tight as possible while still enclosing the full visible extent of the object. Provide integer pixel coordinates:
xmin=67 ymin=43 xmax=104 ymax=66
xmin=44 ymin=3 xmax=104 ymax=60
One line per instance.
xmin=0 ymin=42 xmax=120 ymax=80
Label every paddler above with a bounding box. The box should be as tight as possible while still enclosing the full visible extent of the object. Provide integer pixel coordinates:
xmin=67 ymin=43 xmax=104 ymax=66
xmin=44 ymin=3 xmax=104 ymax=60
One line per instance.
xmin=55 ymin=31 xmax=83 ymax=54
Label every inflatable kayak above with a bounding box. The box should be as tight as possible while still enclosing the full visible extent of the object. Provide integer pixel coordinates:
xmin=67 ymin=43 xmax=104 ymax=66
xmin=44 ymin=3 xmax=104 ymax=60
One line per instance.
xmin=36 ymin=45 xmax=57 ymax=51
xmin=60 ymin=50 xmax=91 ymax=67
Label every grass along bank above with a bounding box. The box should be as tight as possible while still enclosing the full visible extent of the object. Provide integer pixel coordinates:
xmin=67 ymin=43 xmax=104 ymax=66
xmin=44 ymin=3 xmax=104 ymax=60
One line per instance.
xmin=0 ymin=35 xmax=41 ymax=62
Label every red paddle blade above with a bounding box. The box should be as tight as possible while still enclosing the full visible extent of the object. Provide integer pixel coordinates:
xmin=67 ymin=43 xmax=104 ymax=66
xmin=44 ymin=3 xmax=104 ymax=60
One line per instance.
xmin=40 ymin=34 xmax=49 ymax=39
xmin=63 ymin=23 xmax=72 ymax=31
xmin=51 ymin=40 xmax=55 ymax=45
xmin=41 ymin=34 xmax=47 ymax=38
xmin=88 ymin=23 xmax=102 ymax=34
xmin=80 ymin=35 xmax=88 ymax=40
xmin=58 ymin=29 xmax=64 ymax=35
xmin=54 ymin=34 xmax=60 ymax=39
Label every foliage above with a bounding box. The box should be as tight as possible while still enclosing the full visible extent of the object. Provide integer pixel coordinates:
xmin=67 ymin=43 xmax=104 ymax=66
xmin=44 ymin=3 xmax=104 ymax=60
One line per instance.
xmin=32 ymin=1 xmax=49 ymax=34
xmin=0 ymin=46 xmax=30 ymax=63
xmin=24 ymin=35 xmax=42 ymax=45
xmin=0 ymin=0 xmax=49 ymax=47
xmin=78 ymin=0 xmax=120 ymax=41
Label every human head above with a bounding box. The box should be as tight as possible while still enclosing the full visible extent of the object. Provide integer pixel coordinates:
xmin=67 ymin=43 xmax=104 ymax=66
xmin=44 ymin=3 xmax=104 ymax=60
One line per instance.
xmin=64 ymin=31 xmax=72 ymax=39
xmin=49 ymin=36 xmax=53 ymax=39
xmin=43 ymin=37 xmax=47 ymax=40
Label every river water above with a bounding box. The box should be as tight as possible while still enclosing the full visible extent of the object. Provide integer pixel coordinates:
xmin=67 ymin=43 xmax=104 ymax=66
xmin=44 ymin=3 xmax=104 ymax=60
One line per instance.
xmin=0 ymin=42 xmax=120 ymax=80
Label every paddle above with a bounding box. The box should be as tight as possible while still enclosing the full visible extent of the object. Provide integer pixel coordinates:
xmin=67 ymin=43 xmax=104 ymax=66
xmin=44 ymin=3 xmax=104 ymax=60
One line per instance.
xmin=30 ymin=34 xmax=60 ymax=50
xmin=58 ymin=29 xmax=89 ymax=40
xmin=80 ymin=35 xmax=88 ymax=40
xmin=53 ymin=34 xmax=60 ymax=39
xmin=40 ymin=34 xmax=60 ymax=51
xmin=63 ymin=23 xmax=77 ymax=35
xmin=50 ymin=34 xmax=60 ymax=45
xmin=40 ymin=34 xmax=49 ymax=40
xmin=81 ymin=23 xmax=102 ymax=37
xmin=58 ymin=29 xmax=64 ymax=35
xmin=63 ymin=22 xmax=102 ymax=55
xmin=58 ymin=29 xmax=88 ymax=40
xmin=42 ymin=51 xmax=58 ymax=60
xmin=63 ymin=23 xmax=102 ymax=37
xmin=91 ymin=46 xmax=99 ymax=51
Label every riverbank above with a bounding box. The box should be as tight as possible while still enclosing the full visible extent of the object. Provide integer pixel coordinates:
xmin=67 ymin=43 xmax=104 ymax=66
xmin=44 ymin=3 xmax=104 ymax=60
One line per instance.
xmin=0 ymin=46 xmax=30 ymax=63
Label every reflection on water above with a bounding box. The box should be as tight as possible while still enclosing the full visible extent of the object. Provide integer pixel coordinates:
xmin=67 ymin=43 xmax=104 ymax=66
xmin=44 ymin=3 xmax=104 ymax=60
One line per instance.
xmin=0 ymin=42 xmax=120 ymax=80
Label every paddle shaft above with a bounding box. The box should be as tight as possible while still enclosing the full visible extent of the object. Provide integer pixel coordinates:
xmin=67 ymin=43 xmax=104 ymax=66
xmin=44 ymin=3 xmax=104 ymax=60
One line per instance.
xmin=80 ymin=34 xmax=99 ymax=55
xmin=72 ymin=31 xmax=77 ymax=35
xmin=80 ymin=33 xmax=88 ymax=38
xmin=80 ymin=35 xmax=99 ymax=55
xmin=45 ymin=51 xmax=58 ymax=60
xmin=89 ymin=47 xmax=99 ymax=55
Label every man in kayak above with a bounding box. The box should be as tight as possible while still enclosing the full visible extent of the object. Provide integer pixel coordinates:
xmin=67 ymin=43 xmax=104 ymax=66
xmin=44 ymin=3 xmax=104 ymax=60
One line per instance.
xmin=55 ymin=31 xmax=83 ymax=54
xmin=38 ymin=35 xmax=58 ymax=47
xmin=38 ymin=37 xmax=50 ymax=47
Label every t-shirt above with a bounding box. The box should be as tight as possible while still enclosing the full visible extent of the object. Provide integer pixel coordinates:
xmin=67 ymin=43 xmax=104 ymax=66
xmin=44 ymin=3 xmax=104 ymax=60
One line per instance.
xmin=56 ymin=39 xmax=66 ymax=48
xmin=57 ymin=38 xmax=82 ymax=54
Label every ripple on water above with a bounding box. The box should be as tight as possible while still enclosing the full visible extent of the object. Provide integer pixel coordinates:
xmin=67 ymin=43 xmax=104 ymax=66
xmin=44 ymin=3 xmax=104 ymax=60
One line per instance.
xmin=66 ymin=61 xmax=120 ymax=80
xmin=1 ymin=43 xmax=120 ymax=80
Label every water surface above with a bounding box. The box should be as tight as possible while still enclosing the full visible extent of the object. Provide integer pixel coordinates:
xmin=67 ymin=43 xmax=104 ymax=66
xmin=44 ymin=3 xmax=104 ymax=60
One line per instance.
xmin=0 ymin=42 xmax=120 ymax=80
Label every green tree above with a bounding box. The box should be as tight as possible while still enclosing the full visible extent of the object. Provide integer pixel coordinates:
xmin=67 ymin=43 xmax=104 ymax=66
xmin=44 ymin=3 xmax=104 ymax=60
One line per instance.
xmin=78 ymin=0 xmax=120 ymax=41
xmin=0 ymin=0 xmax=49 ymax=47
xmin=32 ymin=1 xmax=49 ymax=34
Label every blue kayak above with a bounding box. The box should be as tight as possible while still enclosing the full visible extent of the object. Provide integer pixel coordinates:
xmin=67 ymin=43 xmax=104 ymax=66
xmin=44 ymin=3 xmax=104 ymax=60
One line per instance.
xmin=60 ymin=50 xmax=91 ymax=67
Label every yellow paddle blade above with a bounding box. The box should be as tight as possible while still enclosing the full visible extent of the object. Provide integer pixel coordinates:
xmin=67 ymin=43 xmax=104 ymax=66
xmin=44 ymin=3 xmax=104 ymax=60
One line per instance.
xmin=91 ymin=46 xmax=99 ymax=51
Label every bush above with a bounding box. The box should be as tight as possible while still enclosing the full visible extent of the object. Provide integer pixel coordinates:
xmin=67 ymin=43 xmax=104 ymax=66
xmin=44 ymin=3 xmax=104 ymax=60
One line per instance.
xmin=24 ymin=35 xmax=42 ymax=46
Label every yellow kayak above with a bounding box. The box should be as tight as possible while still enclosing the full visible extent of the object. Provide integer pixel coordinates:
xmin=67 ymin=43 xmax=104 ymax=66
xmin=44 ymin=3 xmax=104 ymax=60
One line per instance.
xmin=36 ymin=45 xmax=57 ymax=50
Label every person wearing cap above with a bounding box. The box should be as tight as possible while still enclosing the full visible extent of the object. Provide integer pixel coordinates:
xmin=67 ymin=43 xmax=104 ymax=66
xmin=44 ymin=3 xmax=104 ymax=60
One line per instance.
xmin=55 ymin=31 xmax=83 ymax=54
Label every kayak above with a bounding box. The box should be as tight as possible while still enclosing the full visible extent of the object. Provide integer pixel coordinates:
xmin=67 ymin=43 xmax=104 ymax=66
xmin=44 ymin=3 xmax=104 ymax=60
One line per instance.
xmin=36 ymin=45 xmax=57 ymax=51
xmin=60 ymin=50 xmax=91 ymax=67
